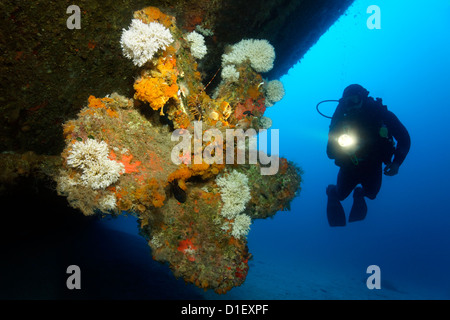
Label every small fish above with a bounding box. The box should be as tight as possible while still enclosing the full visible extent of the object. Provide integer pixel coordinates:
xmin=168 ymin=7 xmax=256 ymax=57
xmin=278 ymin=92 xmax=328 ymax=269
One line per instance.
xmin=171 ymin=180 xmax=187 ymax=203
xmin=243 ymin=110 xmax=254 ymax=117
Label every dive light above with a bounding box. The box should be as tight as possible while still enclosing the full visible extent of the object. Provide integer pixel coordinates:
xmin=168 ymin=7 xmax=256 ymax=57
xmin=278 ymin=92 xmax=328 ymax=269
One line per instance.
xmin=338 ymin=132 xmax=359 ymax=165
xmin=338 ymin=133 xmax=356 ymax=148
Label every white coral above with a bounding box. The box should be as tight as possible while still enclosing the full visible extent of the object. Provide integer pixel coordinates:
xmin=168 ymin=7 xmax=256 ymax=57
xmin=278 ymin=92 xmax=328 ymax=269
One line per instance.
xmin=231 ymin=214 xmax=252 ymax=239
xmin=98 ymin=193 xmax=118 ymax=212
xmin=56 ymin=171 xmax=78 ymax=194
xmin=120 ymin=19 xmax=173 ymax=67
xmin=221 ymin=65 xmax=240 ymax=82
xmin=259 ymin=116 xmax=273 ymax=129
xmin=222 ymin=39 xmax=275 ymax=73
xmin=150 ymin=233 xmax=164 ymax=249
xmin=186 ymin=31 xmax=207 ymax=59
xmin=67 ymin=139 xmax=124 ymax=190
xmin=67 ymin=138 xmax=108 ymax=169
xmin=264 ymin=80 xmax=285 ymax=106
xmin=216 ymin=170 xmax=251 ymax=219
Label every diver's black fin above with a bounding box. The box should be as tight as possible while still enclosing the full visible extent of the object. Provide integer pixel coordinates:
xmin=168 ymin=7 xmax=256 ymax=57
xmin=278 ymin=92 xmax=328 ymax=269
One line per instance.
xmin=326 ymin=185 xmax=346 ymax=227
xmin=349 ymin=187 xmax=367 ymax=222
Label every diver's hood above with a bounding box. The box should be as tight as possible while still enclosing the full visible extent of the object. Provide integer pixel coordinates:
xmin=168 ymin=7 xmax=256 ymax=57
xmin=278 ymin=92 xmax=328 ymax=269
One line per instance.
xmin=316 ymin=85 xmax=370 ymax=119
xmin=342 ymin=84 xmax=369 ymax=99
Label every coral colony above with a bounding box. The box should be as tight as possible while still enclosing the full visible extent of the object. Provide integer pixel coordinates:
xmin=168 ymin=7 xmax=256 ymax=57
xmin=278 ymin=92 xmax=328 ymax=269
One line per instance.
xmin=170 ymin=121 xmax=281 ymax=175
xmin=57 ymin=7 xmax=302 ymax=294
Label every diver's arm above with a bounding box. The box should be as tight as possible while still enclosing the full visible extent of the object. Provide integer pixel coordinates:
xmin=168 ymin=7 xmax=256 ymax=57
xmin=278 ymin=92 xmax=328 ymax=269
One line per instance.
xmin=385 ymin=111 xmax=411 ymax=166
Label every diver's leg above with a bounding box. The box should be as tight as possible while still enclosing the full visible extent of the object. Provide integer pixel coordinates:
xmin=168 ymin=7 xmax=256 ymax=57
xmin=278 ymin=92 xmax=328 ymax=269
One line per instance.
xmin=348 ymin=186 xmax=367 ymax=222
xmin=326 ymin=167 xmax=356 ymax=227
xmin=326 ymin=185 xmax=346 ymax=226
xmin=360 ymin=163 xmax=382 ymax=200
xmin=336 ymin=166 xmax=358 ymax=201
xmin=349 ymin=164 xmax=381 ymax=222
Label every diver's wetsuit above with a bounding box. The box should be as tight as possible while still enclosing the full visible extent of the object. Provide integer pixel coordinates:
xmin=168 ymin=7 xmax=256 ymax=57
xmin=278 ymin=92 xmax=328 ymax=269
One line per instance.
xmin=327 ymin=99 xmax=410 ymax=201
xmin=327 ymin=96 xmax=411 ymax=226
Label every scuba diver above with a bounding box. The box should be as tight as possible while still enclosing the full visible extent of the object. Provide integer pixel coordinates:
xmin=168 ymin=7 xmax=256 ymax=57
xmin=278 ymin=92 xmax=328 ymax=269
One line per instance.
xmin=323 ymin=84 xmax=411 ymax=226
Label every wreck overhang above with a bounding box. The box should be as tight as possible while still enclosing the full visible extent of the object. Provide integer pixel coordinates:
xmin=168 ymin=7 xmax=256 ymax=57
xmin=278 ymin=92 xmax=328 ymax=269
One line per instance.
xmin=0 ymin=0 xmax=354 ymax=154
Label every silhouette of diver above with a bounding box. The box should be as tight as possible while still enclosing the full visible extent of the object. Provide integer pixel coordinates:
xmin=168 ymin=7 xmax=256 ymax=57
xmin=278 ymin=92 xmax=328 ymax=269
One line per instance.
xmin=326 ymin=84 xmax=411 ymax=226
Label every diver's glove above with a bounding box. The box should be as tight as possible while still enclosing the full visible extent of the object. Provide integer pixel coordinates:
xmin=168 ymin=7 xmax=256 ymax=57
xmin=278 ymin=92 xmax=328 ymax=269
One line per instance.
xmin=384 ymin=162 xmax=400 ymax=176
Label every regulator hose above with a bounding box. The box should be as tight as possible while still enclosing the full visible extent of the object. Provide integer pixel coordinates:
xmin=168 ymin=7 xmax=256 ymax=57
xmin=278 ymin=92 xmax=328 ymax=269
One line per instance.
xmin=316 ymin=100 xmax=340 ymax=119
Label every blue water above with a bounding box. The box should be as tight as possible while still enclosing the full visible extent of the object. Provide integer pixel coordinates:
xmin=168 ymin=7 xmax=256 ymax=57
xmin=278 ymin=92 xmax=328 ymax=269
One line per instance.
xmin=247 ymin=0 xmax=450 ymax=299
xmin=100 ymin=0 xmax=450 ymax=299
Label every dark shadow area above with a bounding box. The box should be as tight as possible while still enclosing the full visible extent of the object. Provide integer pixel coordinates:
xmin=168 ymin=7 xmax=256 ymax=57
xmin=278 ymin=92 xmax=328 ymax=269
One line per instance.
xmin=0 ymin=178 xmax=204 ymax=299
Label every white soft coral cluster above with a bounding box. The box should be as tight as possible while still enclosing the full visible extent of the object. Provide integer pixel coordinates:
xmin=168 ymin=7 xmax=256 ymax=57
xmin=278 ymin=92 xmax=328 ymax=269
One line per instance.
xmin=120 ymin=19 xmax=173 ymax=67
xmin=221 ymin=39 xmax=275 ymax=73
xmin=216 ymin=170 xmax=252 ymax=239
xmin=231 ymin=214 xmax=252 ymax=239
xmin=66 ymin=139 xmax=124 ymax=190
xmin=216 ymin=170 xmax=251 ymax=219
xmin=264 ymin=80 xmax=285 ymax=107
xmin=186 ymin=31 xmax=207 ymax=59
xmin=97 ymin=193 xmax=118 ymax=212
xmin=221 ymin=65 xmax=240 ymax=82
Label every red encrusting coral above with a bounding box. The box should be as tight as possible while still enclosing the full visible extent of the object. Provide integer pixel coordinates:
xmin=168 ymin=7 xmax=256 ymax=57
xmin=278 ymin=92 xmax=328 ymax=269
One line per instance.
xmin=109 ymin=150 xmax=142 ymax=174
xmin=178 ymin=238 xmax=197 ymax=261
xmin=234 ymin=98 xmax=266 ymax=120
xmin=177 ymin=238 xmax=197 ymax=252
